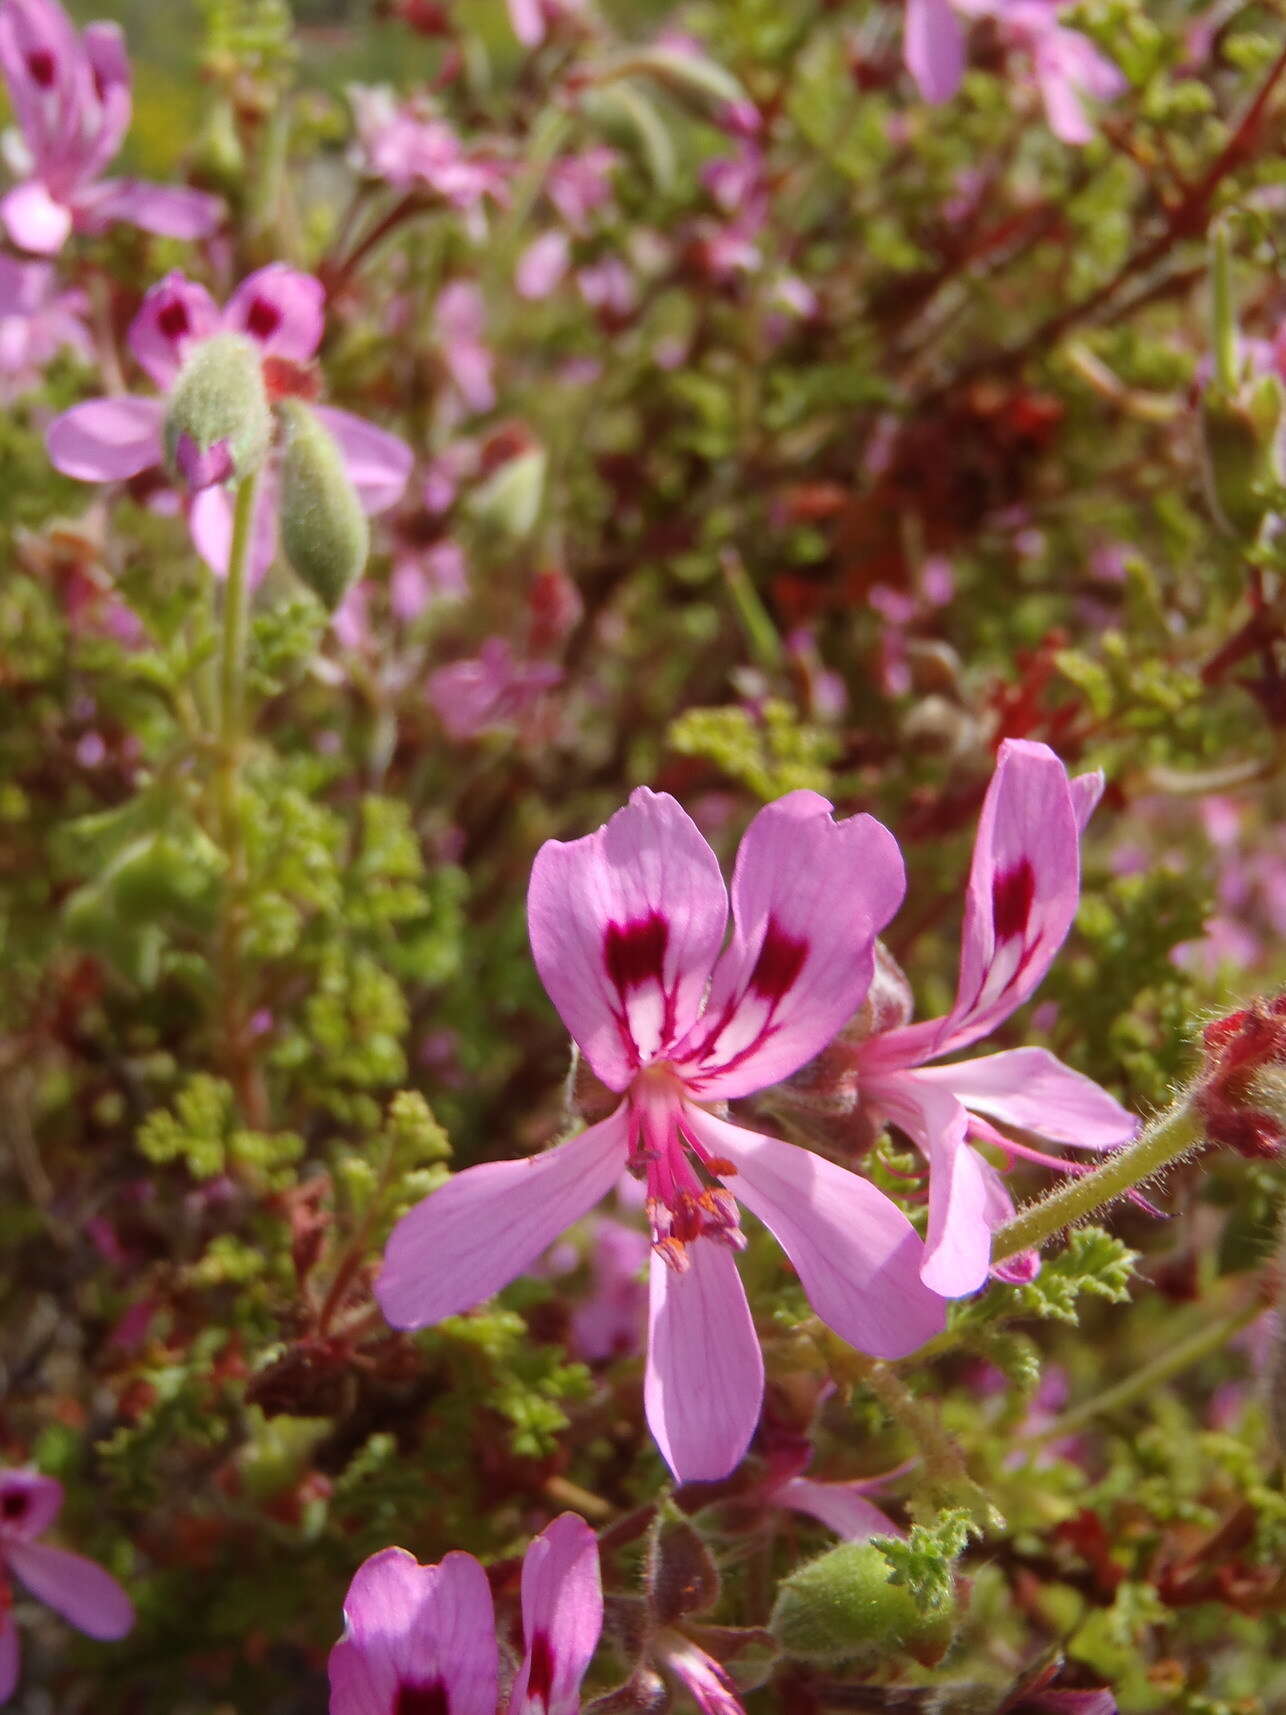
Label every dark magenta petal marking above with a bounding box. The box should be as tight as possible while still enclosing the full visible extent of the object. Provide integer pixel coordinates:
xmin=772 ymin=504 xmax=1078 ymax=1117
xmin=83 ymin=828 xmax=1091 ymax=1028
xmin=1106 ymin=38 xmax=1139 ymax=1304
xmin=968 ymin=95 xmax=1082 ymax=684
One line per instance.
xmin=26 ymin=49 xmax=56 ymax=88
xmin=604 ymin=911 xmax=668 ymax=994
xmin=156 ymin=299 xmax=191 ymax=342
xmin=991 ymin=859 xmax=1036 ymax=943
xmin=245 ymin=296 xmax=283 ymax=342
xmin=395 ymin=1682 xmax=450 ymax=1715
xmin=0 ymin=1490 xmax=28 ymax=1521
xmin=748 ymin=917 xmax=808 ymax=1002
xmin=524 ymin=1630 xmax=555 ymax=1706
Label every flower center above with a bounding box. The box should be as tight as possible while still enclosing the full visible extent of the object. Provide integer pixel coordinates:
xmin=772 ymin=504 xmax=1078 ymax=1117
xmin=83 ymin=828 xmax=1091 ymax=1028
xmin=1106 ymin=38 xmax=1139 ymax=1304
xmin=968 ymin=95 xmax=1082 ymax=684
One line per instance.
xmin=625 ymin=1070 xmax=743 ymax=1273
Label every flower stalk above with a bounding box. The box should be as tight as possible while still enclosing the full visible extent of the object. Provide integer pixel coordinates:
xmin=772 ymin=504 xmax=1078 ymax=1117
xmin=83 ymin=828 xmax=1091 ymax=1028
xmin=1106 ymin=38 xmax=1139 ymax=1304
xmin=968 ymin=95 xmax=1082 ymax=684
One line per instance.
xmin=991 ymin=1094 xmax=1204 ymax=1264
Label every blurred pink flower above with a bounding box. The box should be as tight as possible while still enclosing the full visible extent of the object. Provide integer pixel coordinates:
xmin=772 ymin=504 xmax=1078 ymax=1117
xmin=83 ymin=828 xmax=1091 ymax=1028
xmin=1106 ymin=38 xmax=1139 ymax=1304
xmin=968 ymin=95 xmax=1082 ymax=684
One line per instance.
xmin=435 ymin=280 xmax=495 ymax=412
xmin=348 ymin=85 xmax=509 ymax=214
xmin=0 ymin=254 xmax=90 ymax=399
xmin=0 ymin=1467 xmax=134 ymax=1703
xmin=426 ymin=637 xmax=561 ymax=740
xmin=45 ymin=265 xmax=412 ymax=584
xmin=903 ymin=0 xmax=1125 ymax=144
xmin=0 ymin=0 xmax=220 ymax=253
xmin=506 ymin=0 xmax=587 ymax=49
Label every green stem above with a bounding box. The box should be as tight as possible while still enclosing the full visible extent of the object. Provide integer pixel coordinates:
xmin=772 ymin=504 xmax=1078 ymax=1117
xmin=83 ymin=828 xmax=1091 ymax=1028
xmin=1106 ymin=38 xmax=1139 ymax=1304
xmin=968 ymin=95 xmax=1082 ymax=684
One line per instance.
xmin=215 ymin=472 xmax=265 ymax=1128
xmin=992 ymin=1096 xmax=1203 ymax=1264
xmin=1029 ymin=1296 xmax=1261 ymax=1445
xmin=1210 ymin=220 xmax=1239 ymax=396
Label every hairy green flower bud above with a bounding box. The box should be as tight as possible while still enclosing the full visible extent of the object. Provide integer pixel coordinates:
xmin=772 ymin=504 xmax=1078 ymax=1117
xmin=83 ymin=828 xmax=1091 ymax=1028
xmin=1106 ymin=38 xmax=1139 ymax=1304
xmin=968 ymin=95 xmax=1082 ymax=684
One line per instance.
xmin=769 ymin=1540 xmax=957 ymax=1670
xmin=164 ymin=331 xmax=271 ymax=491
xmin=277 ymin=400 xmax=369 ymax=610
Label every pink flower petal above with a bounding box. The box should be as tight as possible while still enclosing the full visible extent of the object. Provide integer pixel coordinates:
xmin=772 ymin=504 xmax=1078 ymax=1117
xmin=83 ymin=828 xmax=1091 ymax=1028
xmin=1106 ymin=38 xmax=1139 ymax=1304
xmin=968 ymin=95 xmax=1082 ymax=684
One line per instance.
xmin=377 ymin=1111 xmax=628 ymax=1330
xmin=0 ymin=0 xmax=85 ymax=171
xmin=679 ymin=792 xmax=905 ymax=1100
xmin=937 ymin=738 xmax=1084 ymax=1058
xmin=0 ymin=181 xmax=72 ymax=254
xmin=45 ymin=395 xmax=164 ymax=481
xmin=916 ymin=1048 xmax=1137 ymax=1150
xmin=329 ymin=1547 xmax=497 ymax=1715
xmin=527 ymin=788 xmax=729 ymax=1092
xmin=688 ymin=1107 xmax=947 ymax=1352
xmin=127 ymin=271 xmax=221 ymax=388
xmin=313 ymin=406 xmax=414 ymax=516
xmin=187 ymin=468 xmax=280 ymax=584
xmin=225 ymin=263 xmax=324 ymax=362
xmin=509 ymin=1513 xmax=603 ymax=1715
xmin=1069 ymin=767 xmax=1104 ymax=833
xmin=645 ymin=1239 xmax=763 ymax=1483
xmin=904 ymin=0 xmax=966 ymax=103
xmin=0 ymin=1470 xmax=62 ymax=1541
xmin=6 ymin=1540 xmax=134 ymax=1640
xmin=0 ymin=1614 xmax=19 ymax=1704
xmin=864 ymin=1072 xmax=992 ymax=1296
xmin=774 ymin=1476 xmax=902 ymax=1542
xmin=516 ymin=230 xmax=571 ymax=300
xmin=75 ymin=179 xmax=222 ymax=241
xmin=657 ymin=1635 xmax=746 ymax=1715
xmin=78 ymin=23 xmax=132 ymax=179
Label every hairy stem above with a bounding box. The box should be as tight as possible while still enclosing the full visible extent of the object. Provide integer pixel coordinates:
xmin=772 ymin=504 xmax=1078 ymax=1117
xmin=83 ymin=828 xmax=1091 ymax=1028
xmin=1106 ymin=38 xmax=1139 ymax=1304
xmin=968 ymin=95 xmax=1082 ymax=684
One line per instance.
xmin=216 ymin=472 xmax=266 ymax=1128
xmin=992 ymin=1096 xmax=1203 ymax=1264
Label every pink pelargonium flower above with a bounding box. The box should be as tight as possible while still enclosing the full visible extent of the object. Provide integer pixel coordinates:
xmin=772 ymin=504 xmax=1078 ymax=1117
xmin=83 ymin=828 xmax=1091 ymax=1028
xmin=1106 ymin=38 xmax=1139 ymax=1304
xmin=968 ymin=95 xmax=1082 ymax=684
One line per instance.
xmin=0 ymin=0 xmax=220 ymax=254
xmin=348 ymin=85 xmax=509 ymax=215
xmin=329 ymin=1512 xmax=601 ymax=1715
xmin=903 ymin=0 xmax=1125 ymax=144
xmin=0 ymin=1466 xmax=134 ymax=1703
xmin=44 ymin=266 xmax=412 ymax=583
xmin=378 ymin=788 xmax=946 ymax=1482
xmin=853 ymin=740 xmax=1137 ymax=1296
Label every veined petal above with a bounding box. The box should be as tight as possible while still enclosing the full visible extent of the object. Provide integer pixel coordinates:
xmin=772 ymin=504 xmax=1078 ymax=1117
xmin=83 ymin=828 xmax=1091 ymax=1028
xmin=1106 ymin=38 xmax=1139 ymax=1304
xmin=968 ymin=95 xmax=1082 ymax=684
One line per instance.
xmin=0 ymin=1614 xmax=19 ymax=1704
xmin=936 ymin=739 xmax=1084 ymax=1058
xmin=645 ymin=1241 xmax=763 ymax=1483
xmin=45 ymin=395 xmax=163 ymax=481
xmin=6 ymin=1540 xmax=134 ymax=1640
xmin=0 ymin=180 xmax=72 ymax=253
xmin=225 ymin=263 xmax=324 ymax=363
xmin=509 ymin=1513 xmax=603 ymax=1715
xmin=657 ymin=1634 xmax=746 ymax=1715
xmin=904 ymin=0 xmax=966 ymax=103
xmin=0 ymin=1469 xmax=63 ymax=1541
xmin=678 ymin=793 xmax=905 ymax=1101
xmin=329 ymin=1547 xmax=497 ymax=1715
xmin=313 ymin=406 xmax=414 ymax=516
xmin=127 ymin=271 xmax=222 ymax=388
xmin=376 ymin=1111 xmax=628 ymax=1330
xmin=528 ymin=789 xmax=729 ymax=1091
xmin=687 ymin=1108 xmax=946 ymax=1356
xmin=774 ymin=1476 xmax=902 ymax=1542
xmin=916 ymin=1048 xmax=1137 ymax=1150
xmin=864 ymin=1072 xmax=992 ymax=1296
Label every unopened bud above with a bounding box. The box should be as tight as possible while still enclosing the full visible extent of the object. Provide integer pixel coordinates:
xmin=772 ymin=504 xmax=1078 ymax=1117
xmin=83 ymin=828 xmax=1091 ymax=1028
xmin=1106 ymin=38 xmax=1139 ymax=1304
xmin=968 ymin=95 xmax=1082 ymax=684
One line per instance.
xmin=646 ymin=1514 xmax=720 ymax=1626
xmin=769 ymin=1540 xmax=957 ymax=1670
xmin=1195 ymin=993 xmax=1286 ymax=1159
xmin=164 ymin=332 xmax=271 ymax=491
xmin=277 ymin=400 xmax=369 ymax=610
xmin=466 ymin=445 xmax=546 ymax=539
